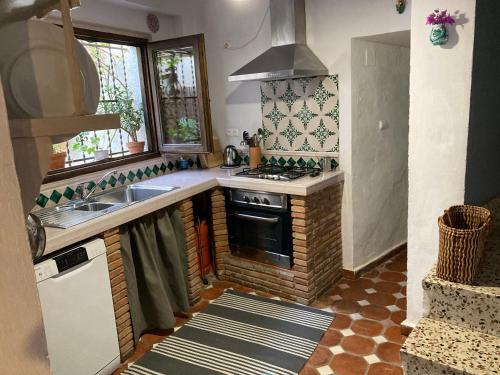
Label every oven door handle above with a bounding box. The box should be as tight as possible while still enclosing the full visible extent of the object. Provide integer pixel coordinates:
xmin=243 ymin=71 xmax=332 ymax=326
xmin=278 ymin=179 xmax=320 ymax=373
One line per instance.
xmin=233 ymin=212 xmax=280 ymax=224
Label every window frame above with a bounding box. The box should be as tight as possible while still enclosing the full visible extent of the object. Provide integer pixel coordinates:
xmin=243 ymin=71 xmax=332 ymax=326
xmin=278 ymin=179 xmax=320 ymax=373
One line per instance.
xmin=44 ymin=28 xmax=160 ymax=184
xmin=147 ymin=34 xmax=214 ymax=154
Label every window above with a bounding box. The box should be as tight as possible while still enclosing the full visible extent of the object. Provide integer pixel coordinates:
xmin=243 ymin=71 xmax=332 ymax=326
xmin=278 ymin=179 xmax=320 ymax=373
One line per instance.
xmin=148 ymin=34 xmax=213 ymax=153
xmin=45 ymin=31 xmax=214 ymax=182
xmin=46 ymin=29 xmax=158 ymax=181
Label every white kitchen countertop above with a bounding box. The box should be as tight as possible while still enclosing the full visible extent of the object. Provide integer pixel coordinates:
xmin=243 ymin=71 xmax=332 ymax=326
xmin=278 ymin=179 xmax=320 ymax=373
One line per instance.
xmin=43 ymin=167 xmax=343 ymax=255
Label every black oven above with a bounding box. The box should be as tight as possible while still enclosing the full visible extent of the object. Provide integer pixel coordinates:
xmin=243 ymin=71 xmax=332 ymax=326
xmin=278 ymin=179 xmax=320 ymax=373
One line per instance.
xmin=226 ymin=189 xmax=292 ymax=269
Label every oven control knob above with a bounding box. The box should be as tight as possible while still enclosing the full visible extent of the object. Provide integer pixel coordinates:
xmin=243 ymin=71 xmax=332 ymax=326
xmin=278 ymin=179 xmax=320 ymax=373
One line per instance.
xmin=253 ymin=197 xmax=260 ymax=204
xmin=263 ymin=198 xmax=270 ymax=205
xmin=243 ymin=196 xmax=250 ymax=203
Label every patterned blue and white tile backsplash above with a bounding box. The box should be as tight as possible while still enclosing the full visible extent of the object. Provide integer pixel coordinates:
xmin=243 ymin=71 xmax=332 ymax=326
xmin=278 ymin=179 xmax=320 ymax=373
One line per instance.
xmin=261 ymin=75 xmax=339 ymax=153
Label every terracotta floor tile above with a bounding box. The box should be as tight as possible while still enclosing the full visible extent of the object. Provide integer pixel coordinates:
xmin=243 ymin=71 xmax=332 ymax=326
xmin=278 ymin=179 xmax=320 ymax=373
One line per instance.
xmin=332 ymin=299 xmax=361 ymax=314
xmin=385 ymin=261 xmax=406 ymax=272
xmin=321 ymin=329 xmax=343 ymax=346
xmin=363 ymin=270 xmax=380 ymax=278
xmin=330 ymin=314 xmax=352 ymax=329
xmin=376 ymin=342 xmax=402 ymax=364
xmin=373 ymin=281 xmax=401 ymax=294
xmin=395 ymin=298 xmax=406 ymax=310
xmin=340 ymin=288 xmax=370 ymax=301
xmin=384 ymin=326 xmax=406 ymax=345
xmin=307 ymin=346 xmax=333 ymax=367
xmin=360 ymin=305 xmax=391 ymax=321
xmin=346 ymin=278 xmax=375 ymax=289
xmin=379 ymin=272 xmax=406 ymax=283
xmin=366 ymin=292 xmax=396 ymax=307
xmin=200 ymin=287 xmax=225 ymax=300
xmin=351 ymin=319 xmax=384 ymax=337
xmin=341 ymin=335 xmax=375 ymax=355
xmin=367 ymin=362 xmax=403 ymax=375
xmin=331 ymin=353 xmax=368 ymax=375
xmin=299 ymin=365 xmax=319 ymax=375
xmin=140 ymin=329 xmax=172 ymax=348
xmin=190 ymin=299 xmax=209 ymax=312
xmin=390 ymin=310 xmax=406 ymax=325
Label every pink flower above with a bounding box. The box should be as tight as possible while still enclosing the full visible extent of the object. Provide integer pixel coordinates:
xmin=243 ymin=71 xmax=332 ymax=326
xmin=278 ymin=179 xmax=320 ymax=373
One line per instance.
xmin=426 ymin=9 xmax=455 ymax=25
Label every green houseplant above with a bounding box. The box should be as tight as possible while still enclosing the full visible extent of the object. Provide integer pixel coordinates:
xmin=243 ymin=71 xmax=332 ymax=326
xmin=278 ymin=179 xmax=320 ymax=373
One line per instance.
xmin=72 ymin=132 xmax=112 ymax=161
xmin=167 ymin=117 xmax=200 ymax=143
xmin=100 ymin=85 xmax=145 ymax=154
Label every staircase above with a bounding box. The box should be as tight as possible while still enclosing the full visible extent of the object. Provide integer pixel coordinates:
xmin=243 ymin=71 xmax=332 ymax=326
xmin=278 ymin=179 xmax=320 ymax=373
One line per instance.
xmin=401 ymin=198 xmax=500 ymax=374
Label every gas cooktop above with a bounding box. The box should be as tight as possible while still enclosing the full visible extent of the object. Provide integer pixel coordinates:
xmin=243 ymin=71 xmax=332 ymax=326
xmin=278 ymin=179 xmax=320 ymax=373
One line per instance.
xmin=236 ymin=164 xmax=321 ymax=181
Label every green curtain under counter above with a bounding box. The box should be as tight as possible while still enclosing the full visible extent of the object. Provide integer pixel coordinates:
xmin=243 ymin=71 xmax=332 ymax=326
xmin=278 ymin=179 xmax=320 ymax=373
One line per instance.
xmin=120 ymin=207 xmax=190 ymax=343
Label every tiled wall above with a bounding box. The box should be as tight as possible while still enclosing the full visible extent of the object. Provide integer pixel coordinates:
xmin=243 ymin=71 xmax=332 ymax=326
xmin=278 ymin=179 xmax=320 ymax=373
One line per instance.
xmin=242 ymin=154 xmax=339 ymax=171
xmin=35 ymin=157 xmax=196 ymax=209
xmin=261 ymin=75 xmax=339 ymax=153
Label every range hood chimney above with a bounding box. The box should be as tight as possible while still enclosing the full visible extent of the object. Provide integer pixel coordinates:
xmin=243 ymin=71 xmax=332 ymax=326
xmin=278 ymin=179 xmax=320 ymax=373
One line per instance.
xmin=228 ymin=0 xmax=328 ymax=82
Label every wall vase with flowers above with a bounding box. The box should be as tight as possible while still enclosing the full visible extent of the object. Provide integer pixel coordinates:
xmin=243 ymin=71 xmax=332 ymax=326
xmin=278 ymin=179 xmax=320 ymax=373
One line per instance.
xmin=427 ymin=9 xmax=455 ymax=45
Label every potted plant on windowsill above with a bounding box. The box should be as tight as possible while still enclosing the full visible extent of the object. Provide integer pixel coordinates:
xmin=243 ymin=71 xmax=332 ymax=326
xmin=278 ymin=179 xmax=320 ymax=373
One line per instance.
xmin=72 ymin=132 xmax=114 ymax=162
xmin=49 ymin=143 xmax=67 ymax=170
xmin=102 ymin=85 xmax=145 ymax=154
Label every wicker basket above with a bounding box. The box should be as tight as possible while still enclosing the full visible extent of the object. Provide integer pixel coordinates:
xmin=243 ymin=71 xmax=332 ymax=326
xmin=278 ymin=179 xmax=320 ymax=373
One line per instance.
xmin=436 ymin=205 xmax=492 ymax=284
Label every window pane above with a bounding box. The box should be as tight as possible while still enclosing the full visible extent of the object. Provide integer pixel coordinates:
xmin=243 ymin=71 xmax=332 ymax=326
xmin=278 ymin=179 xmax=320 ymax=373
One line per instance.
xmin=58 ymin=40 xmax=149 ymax=168
xmin=153 ymin=46 xmax=202 ymax=145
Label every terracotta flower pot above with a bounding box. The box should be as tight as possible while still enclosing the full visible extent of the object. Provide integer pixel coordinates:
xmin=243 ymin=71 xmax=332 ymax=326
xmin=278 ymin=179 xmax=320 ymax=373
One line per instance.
xmin=49 ymin=152 xmax=67 ymax=170
xmin=127 ymin=141 xmax=145 ymax=154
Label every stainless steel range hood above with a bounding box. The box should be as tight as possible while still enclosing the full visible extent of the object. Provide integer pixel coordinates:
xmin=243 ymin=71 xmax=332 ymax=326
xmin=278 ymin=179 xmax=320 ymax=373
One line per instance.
xmin=228 ymin=0 xmax=328 ymax=82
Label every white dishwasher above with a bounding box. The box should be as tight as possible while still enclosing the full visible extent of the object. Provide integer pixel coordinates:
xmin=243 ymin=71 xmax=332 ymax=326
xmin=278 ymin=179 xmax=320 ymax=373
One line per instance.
xmin=35 ymin=238 xmax=120 ymax=375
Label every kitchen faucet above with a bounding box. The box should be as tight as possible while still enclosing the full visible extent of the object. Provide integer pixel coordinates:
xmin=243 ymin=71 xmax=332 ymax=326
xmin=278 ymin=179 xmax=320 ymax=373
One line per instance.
xmin=77 ymin=170 xmax=118 ymax=201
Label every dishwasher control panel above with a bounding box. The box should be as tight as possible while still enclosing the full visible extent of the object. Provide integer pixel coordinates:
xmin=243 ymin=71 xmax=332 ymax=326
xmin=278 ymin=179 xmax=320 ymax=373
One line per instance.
xmin=34 ymin=238 xmax=106 ymax=282
xmin=54 ymin=247 xmax=88 ymax=273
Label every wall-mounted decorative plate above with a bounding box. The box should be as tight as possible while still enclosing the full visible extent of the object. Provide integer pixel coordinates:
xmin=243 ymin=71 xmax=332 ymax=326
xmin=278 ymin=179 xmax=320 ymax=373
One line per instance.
xmin=147 ymin=13 xmax=159 ymax=34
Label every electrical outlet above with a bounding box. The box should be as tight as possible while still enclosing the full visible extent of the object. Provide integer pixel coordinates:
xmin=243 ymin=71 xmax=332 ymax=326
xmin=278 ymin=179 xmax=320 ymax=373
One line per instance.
xmin=225 ymin=128 xmax=239 ymax=137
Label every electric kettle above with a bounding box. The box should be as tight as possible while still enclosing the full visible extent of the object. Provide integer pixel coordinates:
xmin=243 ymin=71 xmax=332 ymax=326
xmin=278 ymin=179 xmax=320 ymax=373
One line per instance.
xmin=222 ymin=145 xmax=240 ymax=167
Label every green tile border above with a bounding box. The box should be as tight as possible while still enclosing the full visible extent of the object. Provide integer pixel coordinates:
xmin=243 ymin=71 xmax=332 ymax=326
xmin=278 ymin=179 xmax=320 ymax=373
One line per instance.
xmin=35 ymin=157 xmax=196 ymax=208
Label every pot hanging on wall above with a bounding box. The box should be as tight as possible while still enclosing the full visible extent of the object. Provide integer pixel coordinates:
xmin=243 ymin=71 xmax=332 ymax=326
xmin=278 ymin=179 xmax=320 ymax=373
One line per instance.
xmin=395 ymin=0 xmax=406 ymax=14
xmin=430 ymin=24 xmax=449 ymax=45
xmin=426 ymin=9 xmax=455 ymax=46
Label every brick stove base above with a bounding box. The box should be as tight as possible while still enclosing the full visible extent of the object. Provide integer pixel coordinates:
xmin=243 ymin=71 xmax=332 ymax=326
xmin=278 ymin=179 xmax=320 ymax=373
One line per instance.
xmin=211 ymin=182 xmax=343 ymax=305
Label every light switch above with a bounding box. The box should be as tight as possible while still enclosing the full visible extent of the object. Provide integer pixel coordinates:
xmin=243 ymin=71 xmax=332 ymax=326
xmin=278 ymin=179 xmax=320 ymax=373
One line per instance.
xmin=365 ymin=47 xmax=376 ymax=66
xmin=379 ymin=120 xmax=388 ymax=130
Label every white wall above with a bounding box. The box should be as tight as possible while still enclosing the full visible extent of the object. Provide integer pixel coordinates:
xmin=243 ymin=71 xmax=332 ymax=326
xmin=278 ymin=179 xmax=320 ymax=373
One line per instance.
xmin=406 ymin=0 xmax=476 ymax=327
xmin=351 ymin=38 xmax=410 ymax=268
xmin=306 ymin=0 xmax=411 ymax=269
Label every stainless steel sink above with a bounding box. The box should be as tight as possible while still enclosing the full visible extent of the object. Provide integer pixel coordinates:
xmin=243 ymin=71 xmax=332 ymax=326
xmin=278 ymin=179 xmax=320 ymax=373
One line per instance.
xmin=74 ymin=202 xmax=117 ymax=212
xmin=90 ymin=185 xmax=178 ymax=204
xmin=35 ymin=184 xmax=179 ymax=229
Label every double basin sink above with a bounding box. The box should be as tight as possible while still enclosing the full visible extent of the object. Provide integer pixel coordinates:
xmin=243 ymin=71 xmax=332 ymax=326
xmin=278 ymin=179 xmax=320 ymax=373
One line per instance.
xmin=36 ymin=184 xmax=179 ymax=229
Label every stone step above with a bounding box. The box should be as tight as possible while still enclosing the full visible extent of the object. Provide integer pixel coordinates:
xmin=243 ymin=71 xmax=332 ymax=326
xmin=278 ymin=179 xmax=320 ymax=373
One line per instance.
xmin=423 ymin=209 xmax=500 ymax=336
xmin=401 ymin=318 xmax=500 ymax=375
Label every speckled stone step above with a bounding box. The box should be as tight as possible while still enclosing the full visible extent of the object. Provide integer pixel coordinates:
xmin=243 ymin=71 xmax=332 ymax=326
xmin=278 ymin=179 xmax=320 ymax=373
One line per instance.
xmin=423 ymin=212 xmax=500 ymax=337
xmin=401 ymin=318 xmax=500 ymax=375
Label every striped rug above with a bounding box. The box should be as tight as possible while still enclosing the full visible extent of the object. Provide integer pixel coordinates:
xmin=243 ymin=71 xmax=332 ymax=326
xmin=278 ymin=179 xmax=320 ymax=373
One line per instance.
xmin=123 ymin=290 xmax=334 ymax=375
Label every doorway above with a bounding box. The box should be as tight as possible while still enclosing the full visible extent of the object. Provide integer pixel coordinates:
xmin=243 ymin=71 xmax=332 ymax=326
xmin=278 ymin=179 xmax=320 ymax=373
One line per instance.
xmin=351 ymin=30 xmax=411 ymax=268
